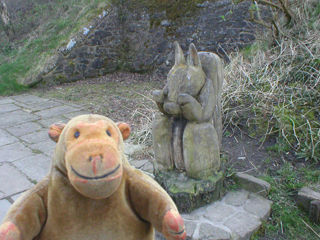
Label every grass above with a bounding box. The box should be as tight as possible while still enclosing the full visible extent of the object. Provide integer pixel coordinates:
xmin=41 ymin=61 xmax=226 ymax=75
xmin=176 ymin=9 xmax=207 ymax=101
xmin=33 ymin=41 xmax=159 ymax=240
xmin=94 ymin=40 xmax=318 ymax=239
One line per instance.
xmin=255 ymin=163 xmax=320 ymax=239
xmin=0 ymin=0 xmax=110 ymax=95
xmin=223 ymin=0 xmax=320 ymax=162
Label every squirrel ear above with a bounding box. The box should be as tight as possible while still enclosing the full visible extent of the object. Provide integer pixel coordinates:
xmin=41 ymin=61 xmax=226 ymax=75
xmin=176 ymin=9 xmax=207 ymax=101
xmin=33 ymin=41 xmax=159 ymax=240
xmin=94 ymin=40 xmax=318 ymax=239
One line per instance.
xmin=174 ymin=41 xmax=186 ymax=66
xmin=117 ymin=122 xmax=131 ymax=141
xmin=48 ymin=123 xmax=66 ymax=143
xmin=187 ymin=43 xmax=201 ymax=67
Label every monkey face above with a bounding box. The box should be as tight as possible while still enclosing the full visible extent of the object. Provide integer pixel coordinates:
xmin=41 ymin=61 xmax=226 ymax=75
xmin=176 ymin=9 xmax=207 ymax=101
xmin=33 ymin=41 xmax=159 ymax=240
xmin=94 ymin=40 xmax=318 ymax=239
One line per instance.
xmin=49 ymin=115 xmax=130 ymax=199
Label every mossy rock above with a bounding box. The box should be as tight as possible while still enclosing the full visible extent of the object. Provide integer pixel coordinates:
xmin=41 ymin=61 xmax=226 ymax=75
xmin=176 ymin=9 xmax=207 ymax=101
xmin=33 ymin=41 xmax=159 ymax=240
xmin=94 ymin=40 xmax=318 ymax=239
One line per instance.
xmin=155 ymin=170 xmax=224 ymax=213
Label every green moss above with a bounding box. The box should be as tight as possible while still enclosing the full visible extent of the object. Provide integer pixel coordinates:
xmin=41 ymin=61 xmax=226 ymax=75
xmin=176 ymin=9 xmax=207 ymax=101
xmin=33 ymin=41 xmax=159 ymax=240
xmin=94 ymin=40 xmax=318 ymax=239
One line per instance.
xmin=169 ymin=183 xmax=195 ymax=194
xmin=68 ymin=61 xmax=75 ymax=67
xmin=32 ymin=149 xmax=43 ymax=154
xmin=160 ymin=170 xmax=223 ymax=194
xmin=31 ymin=179 xmax=38 ymax=184
xmin=206 ymin=171 xmax=223 ymax=182
xmin=56 ymin=75 xmax=67 ymax=83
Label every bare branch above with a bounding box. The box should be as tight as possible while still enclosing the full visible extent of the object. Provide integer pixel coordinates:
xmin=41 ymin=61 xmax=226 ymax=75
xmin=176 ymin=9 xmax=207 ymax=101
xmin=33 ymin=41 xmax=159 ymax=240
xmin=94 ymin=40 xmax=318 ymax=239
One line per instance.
xmin=278 ymin=0 xmax=293 ymax=26
xmin=257 ymin=0 xmax=293 ymax=26
xmin=256 ymin=0 xmax=283 ymax=10
xmin=249 ymin=6 xmax=272 ymax=29
xmin=271 ymin=19 xmax=280 ymax=38
xmin=249 ymin=17 xmax=271 ymax=29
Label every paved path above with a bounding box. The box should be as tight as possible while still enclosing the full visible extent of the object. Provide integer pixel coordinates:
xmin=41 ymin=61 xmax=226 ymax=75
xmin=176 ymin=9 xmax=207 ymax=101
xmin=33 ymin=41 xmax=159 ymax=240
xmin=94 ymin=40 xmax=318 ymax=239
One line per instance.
xmin=0 ymin=94 xmax=272 ymax=240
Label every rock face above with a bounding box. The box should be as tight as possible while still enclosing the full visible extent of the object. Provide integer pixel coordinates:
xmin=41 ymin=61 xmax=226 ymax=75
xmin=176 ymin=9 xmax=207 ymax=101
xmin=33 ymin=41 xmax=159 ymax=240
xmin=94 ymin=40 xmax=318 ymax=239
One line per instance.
xmin=20 ymin=0 xmax=265 ymax=86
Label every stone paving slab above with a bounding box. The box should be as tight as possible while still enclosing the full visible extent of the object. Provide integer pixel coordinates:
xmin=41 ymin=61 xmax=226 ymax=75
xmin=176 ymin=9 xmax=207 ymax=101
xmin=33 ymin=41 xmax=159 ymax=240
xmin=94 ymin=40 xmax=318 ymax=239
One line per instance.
xmin=64 ymin=111 xmax=93 ymax=120
xmin=0 ymin=110 xmax=40 ymax=127
xmin=37 ymin=116 xmax=69 ymax=128
xmin=235 ymin=173 xmax=271 ymax=197
xmin=224 ymin=190 xmax=249 ymax=206
xmin=0 ymin=163 xmax=34 ymax=198
xmin=19 ymin=130 xmax=49 ymax=144
xmin=0 ymin=142 xmax=34 ymax=163
xmin=0 ymin=129 xmax=19 ymax=147
xmin=15 ymin=100 xmax=63 ymax=112
xmin=13 ymin=154 xmax=51 ymax=183
xmin=182 ymin=190 xmax=272 ymax=240
xmin=10 ymin=94 xmax=47 ymax=102
xmin=0 ymin=103 xmax=21 ymax=114
xmin=0 ymin=199 xmax=11 ymax=223
xmin=30 ymin=139 xmax=56 ymax=154
xmin=244 ymin=194 xmax=272 ymax=221
xmin=204 ymin=202 xmax=236 ymax=222
xmin=35 ymin=105 xmax=81 ymax=119
xmin=0 ymin=94 xmax=272 ymax=240
xmin=6 ymin=122 xmax=44 ymax=137
xmin=0 ymin=98 xmax=14 ymax=104
xmin=198 ymin=223 xmax=231 ymax=240
xmin=11 ymin=193 xmax=23 ymax=202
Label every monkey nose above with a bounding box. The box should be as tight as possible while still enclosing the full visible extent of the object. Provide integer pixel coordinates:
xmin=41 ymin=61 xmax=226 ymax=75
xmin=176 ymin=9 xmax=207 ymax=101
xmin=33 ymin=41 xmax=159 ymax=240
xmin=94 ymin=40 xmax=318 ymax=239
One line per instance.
xmin=89 ymin=154 xmax=103 ymax=162
xmin=90 ymin=154 xmax=104 ymax=175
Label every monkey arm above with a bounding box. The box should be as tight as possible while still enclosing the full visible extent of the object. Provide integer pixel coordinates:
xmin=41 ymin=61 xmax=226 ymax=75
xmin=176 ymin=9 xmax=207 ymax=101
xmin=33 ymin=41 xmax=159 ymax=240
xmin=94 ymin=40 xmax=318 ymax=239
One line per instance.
xmin=0 ymin=180 xmax=48 ymax=240
xmin=178 ymin=79 xmax=215 ymax=122
xmin=127 ymin=169 xmax=186 ymax=240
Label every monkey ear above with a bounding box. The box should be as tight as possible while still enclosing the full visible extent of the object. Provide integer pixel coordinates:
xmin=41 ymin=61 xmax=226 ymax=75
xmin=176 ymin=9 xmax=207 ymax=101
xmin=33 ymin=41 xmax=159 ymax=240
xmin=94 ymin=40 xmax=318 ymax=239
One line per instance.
xmin=174 ymin=41 xmax=186 ymax=66
xmin=48 ymin=123 xmax=66 ymax=143
xmin=187 ymin=43 xmax=201 ymax=67
xmin=117 ymin=122 xmax=131 ymax=141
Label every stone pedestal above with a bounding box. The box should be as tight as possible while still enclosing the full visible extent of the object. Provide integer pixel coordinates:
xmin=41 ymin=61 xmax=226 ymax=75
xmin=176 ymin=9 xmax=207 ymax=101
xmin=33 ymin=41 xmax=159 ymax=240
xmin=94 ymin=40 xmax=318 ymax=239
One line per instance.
xmin=155 ymin=170 xmax=224 ymax=213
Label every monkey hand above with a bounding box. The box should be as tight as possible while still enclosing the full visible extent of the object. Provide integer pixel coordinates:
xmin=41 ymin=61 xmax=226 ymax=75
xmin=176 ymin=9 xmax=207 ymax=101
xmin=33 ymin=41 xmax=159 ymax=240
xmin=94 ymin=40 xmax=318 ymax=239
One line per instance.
xmin=162 ymin=209 xmax=186 ymax=240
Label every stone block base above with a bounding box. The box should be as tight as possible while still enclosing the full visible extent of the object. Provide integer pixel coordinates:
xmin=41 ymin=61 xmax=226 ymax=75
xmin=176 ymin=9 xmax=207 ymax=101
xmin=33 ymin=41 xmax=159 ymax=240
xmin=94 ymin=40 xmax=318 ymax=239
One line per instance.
xmin=234 ymin=172 xmax=271 ymax=197
xmin=310 ymin=200 xmax=320 ymax=224
xmin=297 ymin=187 xmax=320 ymax=224
xmin=155 ymin=170 xmax=224 ymax=213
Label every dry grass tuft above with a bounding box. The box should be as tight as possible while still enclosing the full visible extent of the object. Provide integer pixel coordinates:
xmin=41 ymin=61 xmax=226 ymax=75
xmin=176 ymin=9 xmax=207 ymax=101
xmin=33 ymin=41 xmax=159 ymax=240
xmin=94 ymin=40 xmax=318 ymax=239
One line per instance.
xmin=223 ymin=0 xmax=320 ymax=161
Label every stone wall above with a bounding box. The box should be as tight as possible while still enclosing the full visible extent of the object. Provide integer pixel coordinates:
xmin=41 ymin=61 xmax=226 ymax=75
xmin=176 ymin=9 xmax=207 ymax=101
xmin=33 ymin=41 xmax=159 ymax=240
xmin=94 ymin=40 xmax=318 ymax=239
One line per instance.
xmin=21 ymin=0 xmax=265 ymax=86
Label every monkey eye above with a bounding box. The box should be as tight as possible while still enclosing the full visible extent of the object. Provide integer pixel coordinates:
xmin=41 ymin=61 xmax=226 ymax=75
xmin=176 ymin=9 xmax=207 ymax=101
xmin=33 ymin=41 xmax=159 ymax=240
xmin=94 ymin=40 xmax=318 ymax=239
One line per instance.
xmin=74 ymin=131 xmax=80 ymax=138
xmin=106 ymin=130 xmax=111 ymax=136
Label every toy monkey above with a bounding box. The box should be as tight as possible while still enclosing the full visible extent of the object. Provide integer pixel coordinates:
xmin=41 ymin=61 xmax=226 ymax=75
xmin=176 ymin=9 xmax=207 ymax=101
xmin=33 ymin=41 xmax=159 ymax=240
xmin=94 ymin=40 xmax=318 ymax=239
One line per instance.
xmin=0 ymin=114 xmax=186 ymax=240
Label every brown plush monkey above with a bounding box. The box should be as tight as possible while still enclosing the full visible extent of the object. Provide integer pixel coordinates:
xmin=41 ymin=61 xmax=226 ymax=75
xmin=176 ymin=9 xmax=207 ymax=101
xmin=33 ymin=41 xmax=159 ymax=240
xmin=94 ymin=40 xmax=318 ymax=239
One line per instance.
xmin=0 ymin=114 xmax=186 ymax=240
